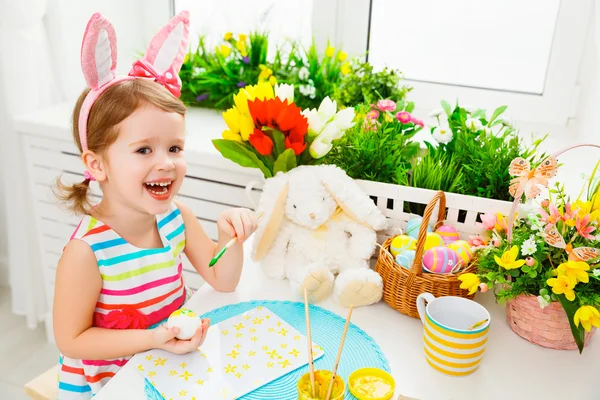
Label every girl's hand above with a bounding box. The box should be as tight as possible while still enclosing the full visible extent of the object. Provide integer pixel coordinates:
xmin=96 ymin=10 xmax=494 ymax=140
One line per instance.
xmin=152 ymin=318 xmax=210 ymax=354
xmin=217 ymin=208 xmax=259 ymax=243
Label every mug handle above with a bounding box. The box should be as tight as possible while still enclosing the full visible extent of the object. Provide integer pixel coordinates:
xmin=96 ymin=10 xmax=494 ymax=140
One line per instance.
xmin=416 ymin=293 xmax=435 ymax=324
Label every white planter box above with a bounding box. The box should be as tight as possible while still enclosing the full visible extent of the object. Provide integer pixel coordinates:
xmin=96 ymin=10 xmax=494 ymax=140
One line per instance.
xmin=355 ymin=179 xmax=514 ymax=243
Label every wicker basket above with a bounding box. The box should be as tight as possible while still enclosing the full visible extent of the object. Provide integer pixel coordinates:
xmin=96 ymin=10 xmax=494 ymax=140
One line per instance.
xmin=375 ymin=190 xmax=477 ymax=319
xmin=506 ymin=295 xmax=596 ymax=350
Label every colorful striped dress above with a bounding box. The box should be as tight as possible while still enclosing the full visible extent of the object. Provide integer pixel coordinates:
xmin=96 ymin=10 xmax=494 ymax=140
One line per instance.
xmin=57 ymin=202 xmax=190 ymax=399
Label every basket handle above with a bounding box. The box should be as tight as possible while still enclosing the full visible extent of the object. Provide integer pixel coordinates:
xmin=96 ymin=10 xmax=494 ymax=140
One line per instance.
xmin=409 ymin=190 xmax=447 ymax=276
xmin=506 ymin=143 xmax=600 ymax=243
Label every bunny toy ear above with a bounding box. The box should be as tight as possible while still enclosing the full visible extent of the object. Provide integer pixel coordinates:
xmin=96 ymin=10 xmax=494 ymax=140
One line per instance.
xmin=143 ymin=10 xmax=190 ymax=75
xmin=252 ymin=173 xmax=290 ymax=261
xmin=320 ymin=165 xmax=388 ymax=231
xmin=80 ymin=12 xmax=118 ymax=90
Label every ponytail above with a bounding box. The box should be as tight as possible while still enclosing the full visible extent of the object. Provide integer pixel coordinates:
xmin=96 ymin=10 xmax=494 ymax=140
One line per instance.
xmin=54 ymin=176 xmax=93 ymax=216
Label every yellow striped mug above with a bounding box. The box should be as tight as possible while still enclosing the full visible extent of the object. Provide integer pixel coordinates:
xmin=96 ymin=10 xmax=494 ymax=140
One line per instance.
xmin=416 ymin=293 xmax=491 ymax=376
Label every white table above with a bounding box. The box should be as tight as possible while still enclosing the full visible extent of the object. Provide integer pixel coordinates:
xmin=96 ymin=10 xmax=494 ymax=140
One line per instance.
xmin=95 ymin=241 xmax=600 ymax=400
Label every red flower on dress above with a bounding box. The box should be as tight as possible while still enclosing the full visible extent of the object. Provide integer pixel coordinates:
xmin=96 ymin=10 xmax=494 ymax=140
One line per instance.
xmin=94 ymin=307 xmax=149 ymax=330
xmin=247 ymin=98 xmax=308 ymax=156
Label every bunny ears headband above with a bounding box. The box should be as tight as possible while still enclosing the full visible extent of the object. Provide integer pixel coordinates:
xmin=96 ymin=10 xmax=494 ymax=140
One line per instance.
xmin=78 ymin=11 xmax=190 ymax=153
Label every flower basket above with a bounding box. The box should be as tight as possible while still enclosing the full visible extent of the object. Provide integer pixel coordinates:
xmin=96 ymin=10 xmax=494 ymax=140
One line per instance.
xmin=506 ymin=295 xmax=596 ymax=350
xmin=374 ymin=190 xmax=480 ymax=318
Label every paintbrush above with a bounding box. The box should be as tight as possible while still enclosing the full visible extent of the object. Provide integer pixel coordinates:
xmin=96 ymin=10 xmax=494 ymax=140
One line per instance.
xmin=325 ymin=305 xmax=353 ymax=400
xmin=304 ymin=287 xmax=316 ymax=397
xmin=208 ymin=211 xmax=263 ymax=267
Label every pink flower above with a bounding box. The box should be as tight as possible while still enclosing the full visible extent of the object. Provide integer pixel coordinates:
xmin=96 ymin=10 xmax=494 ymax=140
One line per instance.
xmin=94 ymin=307 xmax=150 ymax=330
xmin=366 ymin=109 xmax=380 ymax=120
xmin=396 ymin=111 xmax=412 ymax=124
xmin=576 ymin=214 xmax=596 ymax=240
xmin=540 ymin=204 xmax=560 ymax=229
xmin=479 ymin=213 xmax=497 ymax=231
xmin=363 ymin=118 xmax=380 ymax=132
xmin=377 ymin=99 xmax=396 ymax=112
xmin=411 ymin=116 xmax=424 ymax=127
xmin=469 ymin=236 xmax=488 ymax=247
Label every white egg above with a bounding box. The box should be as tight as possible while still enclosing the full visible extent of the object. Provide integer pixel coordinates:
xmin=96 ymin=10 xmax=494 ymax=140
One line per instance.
xmin=167 ymin=308 xmax=202 ymax=340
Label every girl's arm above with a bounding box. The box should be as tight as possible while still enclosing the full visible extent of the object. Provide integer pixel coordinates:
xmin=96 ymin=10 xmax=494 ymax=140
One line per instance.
xmin=53 ymin=239 xmax=208 ymax=360
xmin=175 ymin=200 xmax=257 ymax=292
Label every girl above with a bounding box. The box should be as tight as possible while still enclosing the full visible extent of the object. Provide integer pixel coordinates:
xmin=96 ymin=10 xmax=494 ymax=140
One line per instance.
xmin=53 ymin=11 xmax=258 ymax=398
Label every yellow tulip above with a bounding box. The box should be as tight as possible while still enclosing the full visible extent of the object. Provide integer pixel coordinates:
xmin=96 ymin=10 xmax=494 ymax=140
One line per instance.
xmin=222 ymin=108 xmax=241 ymax=135
xmin=494 ymin=245 xmax=526 ymax=270
xmin=338 ymin=51 xmax=348 ymax=62
xmin=238 ymin=33 xmax=247 ymax=42
xmin=547 ymin=275 xmax=576 ymax=301
xmin=224 ymin=32 xmax=233 ymax=40
xmin=222 ymin=130 xmax=242 ymax=142
xmin=341 ymin=62 xmax=351 ymax=75
xmin=219 ymin=44 xmax=231 ymax=57
xmin=236 ymin=41 xmax=246 ymax=52
xmin=239 ymin=116 xmax=255 ymax=141
xmin=556 ymin=260 xmax=590 ymax=284
xmin=574 ymin=305 xmax=600 ymax=332
xmin=325 ymin=46 xmax=335 ymax=58
xmin=458 ymin=273 xmax=480 ymax=295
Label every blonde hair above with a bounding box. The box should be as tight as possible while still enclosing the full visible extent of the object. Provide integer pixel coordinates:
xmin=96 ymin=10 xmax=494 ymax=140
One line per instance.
xmin=55 ymin=79 xmax=187 ymax=215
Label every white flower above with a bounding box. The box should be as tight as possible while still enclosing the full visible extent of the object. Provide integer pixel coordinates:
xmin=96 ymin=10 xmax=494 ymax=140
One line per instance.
xmin=593 ymin=269 xmax=600 ymax=277
xmin=500 ymin=119 xmax=514 ymax=128
xmin=537 ymin=295 xmax=552 ymax=309
xmin=432 ymin=125 xmax=453 ymax=144
xmin=465 ymin=118 xmax=484 ymax=132
xmin=309 ymin=136 xmax=334 ymax=159
xmin=298 ymin=66 xmax=310 ymax=81
xmin=305 ymin=99 xmax=355 ymax=158
xmin=274 ymin=83 xmax=294 ymax=103
xmin=428 ymin=108 xmax=445 ymax=117
xmin=521 ymin=235 xmax=537 ymax=256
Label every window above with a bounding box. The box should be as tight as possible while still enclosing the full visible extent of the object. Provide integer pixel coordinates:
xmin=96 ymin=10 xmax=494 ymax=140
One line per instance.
xmin=324 ymin=0 xmax=593 ymax=128
xmin=173 ymin=0 xmax=313 ymax=53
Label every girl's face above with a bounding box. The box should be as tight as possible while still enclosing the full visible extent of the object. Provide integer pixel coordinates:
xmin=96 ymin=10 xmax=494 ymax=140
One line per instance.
xmin=102 ymin=103 xmax=186 ymax=216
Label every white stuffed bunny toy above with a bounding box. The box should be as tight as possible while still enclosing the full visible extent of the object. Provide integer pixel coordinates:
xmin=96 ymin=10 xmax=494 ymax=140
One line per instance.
xmin=251 ymin=165 xmax=388 ymax=307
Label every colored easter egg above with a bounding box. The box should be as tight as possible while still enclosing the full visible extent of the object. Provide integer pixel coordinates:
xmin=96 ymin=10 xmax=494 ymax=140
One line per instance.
xmin=390 ymin=235 xmax=416 ymax=256
xmin=167 ymin=308 xmax=203 ymax=340
xmin=448 ymin=240 xmax=474 ymax=264
xmin=423 ymin=232 xmax=445 ymax=251
xmin=395 ymin=250 xmax=416 ymax=269
xmin=406 ymin=217 xmax=432 ymax=239
xmin=422 ymin=247 xmax=461 ymax=274
xmin=435 ymin=225 xmax=460 ymax=245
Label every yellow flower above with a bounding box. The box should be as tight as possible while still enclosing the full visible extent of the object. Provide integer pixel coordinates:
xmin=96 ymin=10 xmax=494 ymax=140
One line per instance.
xmin=341 ymin=62 xmax=351 ymax=75
xmin=325 ymin=46 xmax=335 ymax=58
xmin=494 ymin=213 xmax=507 ymax=232
xmin=236 ymin=41 xmax=246 ymax=53
xmin=458 ymin=273 xmax=480 ymax=295
xmin=269 ymin=75 xmax=277 ymax=86
xmin=574 ymin=305 xmax=600 ymax=332
xmin=218 ymin=44 xmax=231 ymax=57
xmin=494 ymin=245 xmax=526 ymax=270
xmin=572 ymin=200 xmax=600 ymax=223
xmin=338 ymin=51 xmax=348 ymax=62
xmin=224 ymin=32 xmax=233 ymax=40
xmin=222 ymin=108 xmax=241 ymax=134
xmin=556 ymin=260 xmax=590 ymax=284
xmin=258 ymin=65 xmax=273 ymax=81
xmin=230 ymin=82 xmax=274 ymax=140
xmin=238 ymin=33 xmax=247 ymax=42
xmin=547 ymin=275 xmax=576 ymax=301
xmin=240 ymin=49 xmax=248 ymax=57
xmin=222 ymin=130 xmax=242 ymax=142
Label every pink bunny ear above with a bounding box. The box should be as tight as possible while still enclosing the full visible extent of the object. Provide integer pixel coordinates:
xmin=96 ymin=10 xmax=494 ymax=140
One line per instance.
xmin=144 ymin=10 xmax=190 ymax=74
xmin=80 ymin=13 xmax=118 ymax=90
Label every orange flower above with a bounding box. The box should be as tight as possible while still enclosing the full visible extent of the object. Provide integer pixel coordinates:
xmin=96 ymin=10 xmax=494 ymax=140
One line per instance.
xmin=247 ymin=98 xmax=308 ymax=155
xmin=248 ymin=128 xmax=273 ymax=156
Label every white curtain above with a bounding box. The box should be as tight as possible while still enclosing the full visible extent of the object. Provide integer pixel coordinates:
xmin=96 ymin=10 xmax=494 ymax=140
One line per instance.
xmin=0 ymin=0 xmax=62 ymax=329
